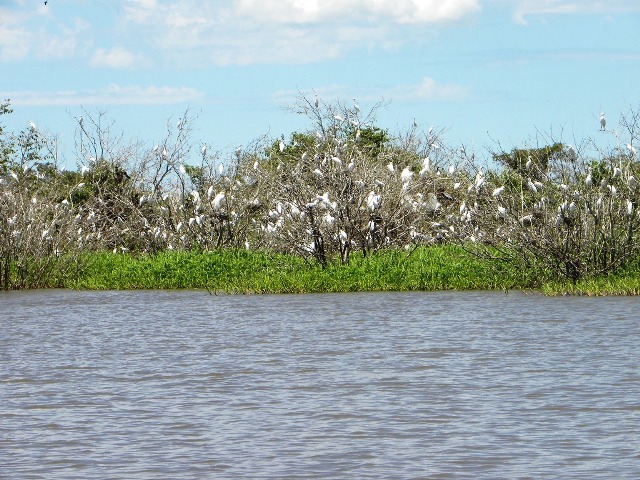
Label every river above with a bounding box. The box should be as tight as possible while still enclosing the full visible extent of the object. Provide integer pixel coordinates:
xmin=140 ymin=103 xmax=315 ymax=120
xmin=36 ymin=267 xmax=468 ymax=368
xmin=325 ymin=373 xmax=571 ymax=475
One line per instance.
xmin=1 ymin=290 xmax=639 ymax=478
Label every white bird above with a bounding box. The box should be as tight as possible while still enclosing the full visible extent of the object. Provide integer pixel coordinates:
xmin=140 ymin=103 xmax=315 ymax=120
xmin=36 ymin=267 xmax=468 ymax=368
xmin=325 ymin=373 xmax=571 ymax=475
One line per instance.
xmin=497 ymin=206 xmax=507 ymax=218
xmin=627 ymin=199 xmax=634 ymax=216
xmin=80 ymin=165 xmax=90 ymax=176
xmin=313 ymin=168 xmax=323 ymax=178
xmin=279 ymin=140 xmax=285 ymax=153
xmin=527 ymin=178 xmax=538 ymax=193
xmin=212 ymin=192 xmax=225 ymax=210
xmin=29 ymin=121 xmax=37 ymax=131
xmin=419 ymin=157 xmax=430 ymax=176
xmin=332 ymin=156 xmax=342 ymax=166
xmin=600 ymin=113 xmax=606 ymax=131
xmin=613 ymin=166 xmax=622 ymax=178
xmin=201 ymin=144 xmax=207 ymax=157
xmin=628 ymin=144 xmax=637 ymax=156
xmin=179 ymin=164 xmax=187 ymax=175
xmin=401 ymin=166 xmax=413 ymax=184
xmin=387 ymin=162 xmax=395 ymax=173
xmin=628 ymin=176 xmax=638 ymax=189
xmin=367 ymin=191 xmax=381 ymax=211
xmin=585 ymin=172 xmax=592 ymax=188
xmin=353 ymin=98 xmax=360 ymax=113
xmin=322 ymin=212 xmax=336 ymax=227
xmin=492 ymin=186 xmax=505 ymax=197
xmin=207 ymin=185 xmax=215 ymax=201
xmin=339 ymin=229 xmax=348 ymax=243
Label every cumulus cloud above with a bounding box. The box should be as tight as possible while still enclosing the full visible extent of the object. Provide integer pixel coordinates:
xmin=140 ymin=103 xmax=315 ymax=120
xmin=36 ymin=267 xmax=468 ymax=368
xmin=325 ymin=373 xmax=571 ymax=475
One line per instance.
xmin=3 ymin=84 xmax=204 ymax=106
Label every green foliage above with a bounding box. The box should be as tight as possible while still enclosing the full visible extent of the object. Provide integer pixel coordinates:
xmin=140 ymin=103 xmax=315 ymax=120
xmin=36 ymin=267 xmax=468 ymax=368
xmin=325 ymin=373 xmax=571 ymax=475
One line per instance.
xmin=493 ymin=142 xmax=564 ymax=179
xmin=0 ymin=99 xmax=15 ymax=174
xmin=66 ymin=246 xmax=544 ymax=292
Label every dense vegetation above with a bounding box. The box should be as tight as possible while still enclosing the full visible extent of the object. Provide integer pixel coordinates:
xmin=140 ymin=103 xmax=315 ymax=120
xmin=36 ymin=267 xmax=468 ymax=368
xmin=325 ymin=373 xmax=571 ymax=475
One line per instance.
xmin=1 ymin=96 xmax=639 ymax=294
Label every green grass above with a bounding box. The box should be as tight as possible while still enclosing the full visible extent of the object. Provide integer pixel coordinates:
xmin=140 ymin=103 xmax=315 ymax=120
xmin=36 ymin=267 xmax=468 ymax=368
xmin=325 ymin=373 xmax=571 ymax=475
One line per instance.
xmin=65 ymin=245 xmax=547 ymax=293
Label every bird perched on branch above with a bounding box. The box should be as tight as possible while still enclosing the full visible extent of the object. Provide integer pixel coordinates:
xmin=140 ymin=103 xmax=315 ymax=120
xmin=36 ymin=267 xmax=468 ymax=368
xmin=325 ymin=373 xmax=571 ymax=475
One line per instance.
xmin=600 ymin=113 xmax=606 ymax=131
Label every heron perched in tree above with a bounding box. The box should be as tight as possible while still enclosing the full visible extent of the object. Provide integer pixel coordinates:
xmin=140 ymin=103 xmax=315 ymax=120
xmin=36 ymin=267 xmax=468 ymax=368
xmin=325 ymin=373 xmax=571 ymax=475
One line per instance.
xmin=600 ymin=113 xmax=606 ymax=131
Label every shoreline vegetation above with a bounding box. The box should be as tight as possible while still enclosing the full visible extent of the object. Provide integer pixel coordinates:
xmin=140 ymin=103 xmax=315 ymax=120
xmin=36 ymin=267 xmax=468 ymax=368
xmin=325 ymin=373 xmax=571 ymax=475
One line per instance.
xmin=44 ymin=246 xmax=640 ymax=296
xmin=2 ymin=97 xmax=640 ymax=295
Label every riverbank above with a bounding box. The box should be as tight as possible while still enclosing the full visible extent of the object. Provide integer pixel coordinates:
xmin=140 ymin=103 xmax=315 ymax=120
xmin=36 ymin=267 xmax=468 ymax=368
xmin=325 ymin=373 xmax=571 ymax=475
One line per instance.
xmin=61 ymin=245 xmax=539 ymax=293
xmin=6 ymin=245 xmax=640 ymax=295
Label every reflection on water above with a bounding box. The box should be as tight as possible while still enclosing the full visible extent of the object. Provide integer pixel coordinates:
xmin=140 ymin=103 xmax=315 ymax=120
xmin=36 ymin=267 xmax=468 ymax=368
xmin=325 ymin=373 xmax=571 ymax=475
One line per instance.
xmin=1 ymin=290 xmax=640 ymax=479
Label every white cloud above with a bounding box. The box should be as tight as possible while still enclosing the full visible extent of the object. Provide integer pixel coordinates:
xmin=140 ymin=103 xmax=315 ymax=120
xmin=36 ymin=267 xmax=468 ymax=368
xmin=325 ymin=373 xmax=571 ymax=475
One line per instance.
xmin=121 ymin=0 xmax=480 ymax=66
xmin=409 ymin=76 xmax=471 ymax=101
xmin=274 ymin=76 xmax=471 ymax=107
xmin=90 ymin=47 xmax=139 ymax=68
xmin=235 ymin=0 xmax=480 ymax=24
xmin=513 ymin=0 xmax=640 ymax=24
xmin=3 ymin=85 xmax=204 ymax=106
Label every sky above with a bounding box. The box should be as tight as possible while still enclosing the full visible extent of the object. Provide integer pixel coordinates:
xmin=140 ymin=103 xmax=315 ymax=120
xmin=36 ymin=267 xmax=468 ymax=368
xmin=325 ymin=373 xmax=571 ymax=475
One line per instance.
xmin=1 ymin=0 xmax=639 ymax=168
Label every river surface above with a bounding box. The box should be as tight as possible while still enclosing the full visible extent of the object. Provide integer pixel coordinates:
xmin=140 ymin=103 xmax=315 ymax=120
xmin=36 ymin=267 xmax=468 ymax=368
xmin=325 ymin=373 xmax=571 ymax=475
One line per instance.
xmin=1 ymin=290 xmax=639 ymax=479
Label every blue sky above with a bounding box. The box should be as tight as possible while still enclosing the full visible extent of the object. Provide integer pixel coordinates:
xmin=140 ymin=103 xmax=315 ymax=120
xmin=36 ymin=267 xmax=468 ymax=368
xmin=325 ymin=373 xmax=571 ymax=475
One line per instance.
xmin=1 ymin=0 xmax=639 ymax=168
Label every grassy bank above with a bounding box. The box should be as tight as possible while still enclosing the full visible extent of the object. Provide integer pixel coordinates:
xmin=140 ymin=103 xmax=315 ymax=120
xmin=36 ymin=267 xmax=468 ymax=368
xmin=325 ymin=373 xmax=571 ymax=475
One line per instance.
xmin=63 ymin=245 xmax=546 ymax=293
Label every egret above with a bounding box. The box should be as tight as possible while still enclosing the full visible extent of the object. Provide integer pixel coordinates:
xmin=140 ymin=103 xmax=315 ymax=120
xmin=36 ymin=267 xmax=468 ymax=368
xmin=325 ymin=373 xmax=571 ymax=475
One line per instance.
xmin=81 ymin=165 xmax=90 ymax=176
xmin=424 ymin=193 xmax=440 ymax=212
xmin=612 ymin=166 xmax=622 ymax=178
xmin=497 ymin=206 xmax=507 ymax=218
xmin=585 ymin=172 xmax=592 ymax=188
xmin=314 ymin=95 xmax=319 ymax=109
xmin=367 ymin=191 xmax=381 ymax=211
xmin=312 ymin=168 xmax=323 ymax=177
xmin=401 ymin=166 xmax=413 ymax=184
xmin=339 ymin=229 xmax=348 ymax=243
xmin=419 ymin=157 xmax=430 ymax=176
xmin=353 ymin=98 xmax=360 ymax=113
xmin=212 ymin=192 xmax=225 ymax=210
xmin=29 ymin=121 xmax=37 ymax=131
xmin=627 ymin=199 xmax=634 ymax=216
xmin=492 ymin=186 xmax=505 ymax=197
xmin=179 ymin=164 xmax=187 ymax=175
xmin=628 ymin=144 xmax=637 ymax=156
xmin=448 ymin=165 xmax=455 ymax=175
xmin=600 ymin=113 xmax=606 ymax=131
xmin=207 ymin=185 xmax=215 ymax=201
xmin=201 ymin=144 xmax=207 ymax=157
xmin=524 ymin=156 xmax=532 ymax=170
xmin=279 ymin=140 xmax=285 ymax=153
xmin=527 ymin=178 xmax=538 ymax=193
xmin=322 ymin=212 xmax=336 ymax=226
xmin=332 ymin=156 xmax=342 ymax=166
